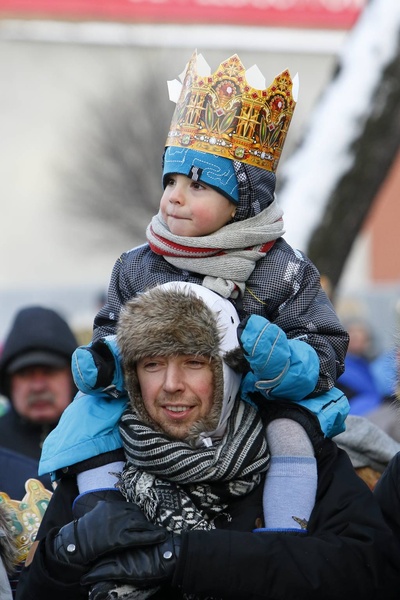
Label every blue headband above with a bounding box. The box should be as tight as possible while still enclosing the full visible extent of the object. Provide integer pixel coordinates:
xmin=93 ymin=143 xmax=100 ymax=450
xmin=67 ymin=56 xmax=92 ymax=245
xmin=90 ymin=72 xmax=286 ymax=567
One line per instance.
xmin=163 ymin=147 xmax=239 ymax=204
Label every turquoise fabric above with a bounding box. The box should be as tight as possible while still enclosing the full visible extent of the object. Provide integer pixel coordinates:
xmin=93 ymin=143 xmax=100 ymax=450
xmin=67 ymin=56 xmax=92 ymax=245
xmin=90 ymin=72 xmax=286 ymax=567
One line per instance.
xmin=239 ymin=314 xmax=349 ymax=437
xmin=39 ymin=392 xmax=127 ymax=476
xmin=163 ymin=147 xmax=239 ymax=203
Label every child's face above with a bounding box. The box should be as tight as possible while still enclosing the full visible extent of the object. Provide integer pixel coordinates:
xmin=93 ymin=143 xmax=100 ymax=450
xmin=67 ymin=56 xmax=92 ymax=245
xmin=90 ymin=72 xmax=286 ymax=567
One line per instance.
xmin=160 ymin=174 xmax=236 ymax=237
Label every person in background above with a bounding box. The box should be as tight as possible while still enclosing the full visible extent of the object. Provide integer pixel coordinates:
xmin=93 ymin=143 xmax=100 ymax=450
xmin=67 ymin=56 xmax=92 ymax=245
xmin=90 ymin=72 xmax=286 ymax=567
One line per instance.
xmin=374 ymin=450 xmax=400 ymax=542
xmin=334 ymin=413 xmax=400 ymax=490
xmin=0 ymin=306 xmax=77 ymax=466
xmin=367 ymin=347 xmax=400 ymax=441
xmin=0 ymin=446 xmax=52 ymax=499
xmin=337 ymin=318 xmax=383 ymax=416
xmin=16 ymin=283 xmax=399 ymax=600
xmin=337 ymin=317 xmax=400 ymax=440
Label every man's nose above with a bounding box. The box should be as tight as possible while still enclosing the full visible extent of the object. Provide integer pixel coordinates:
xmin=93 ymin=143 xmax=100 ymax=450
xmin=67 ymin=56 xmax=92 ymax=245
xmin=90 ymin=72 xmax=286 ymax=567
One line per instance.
xmin=163 ymin=363 xmax=185 ymax=393
xmin=28 ymin=369 xmax=49 ymax=389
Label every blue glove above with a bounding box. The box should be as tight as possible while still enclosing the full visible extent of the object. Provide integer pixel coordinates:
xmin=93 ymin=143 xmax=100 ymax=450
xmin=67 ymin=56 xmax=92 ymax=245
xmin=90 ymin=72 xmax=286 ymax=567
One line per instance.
xmin=239 ymin=314 xmax=320 ymax=402
xmin=238 ymin=315 xmax=349 ymax=437
xmin=72 ymin=335 xmax=125 ymax=398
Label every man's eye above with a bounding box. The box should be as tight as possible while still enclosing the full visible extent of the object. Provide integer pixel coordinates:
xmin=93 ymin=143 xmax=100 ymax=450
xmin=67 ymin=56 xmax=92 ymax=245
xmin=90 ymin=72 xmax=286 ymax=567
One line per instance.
xmin=187 ymin=359 xmax=207 ymax=368
xmin=142 ymin=361 xmax=162 ymax=370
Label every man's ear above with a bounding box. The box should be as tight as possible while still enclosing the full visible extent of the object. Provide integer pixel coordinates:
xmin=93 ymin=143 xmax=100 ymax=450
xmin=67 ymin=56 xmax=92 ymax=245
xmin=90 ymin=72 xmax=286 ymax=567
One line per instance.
xmin=24 ymin=540 xmax=39 ymax=566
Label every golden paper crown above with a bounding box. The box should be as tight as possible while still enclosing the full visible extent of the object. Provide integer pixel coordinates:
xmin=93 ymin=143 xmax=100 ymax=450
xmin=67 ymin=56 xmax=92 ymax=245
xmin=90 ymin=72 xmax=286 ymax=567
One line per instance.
xmin=0 ymin=479 xmax=53 ymax=563
xmin=166 ymin=52 xmax=297 ymax=173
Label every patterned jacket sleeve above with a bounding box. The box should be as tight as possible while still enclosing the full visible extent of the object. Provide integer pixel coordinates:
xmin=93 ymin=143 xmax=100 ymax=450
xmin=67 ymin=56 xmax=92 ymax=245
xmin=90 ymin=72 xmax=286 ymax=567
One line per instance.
xmin=92 ymin=252 xmax=134 ymax=342
xmin=262 ymin=246 xmax=349 ymax=394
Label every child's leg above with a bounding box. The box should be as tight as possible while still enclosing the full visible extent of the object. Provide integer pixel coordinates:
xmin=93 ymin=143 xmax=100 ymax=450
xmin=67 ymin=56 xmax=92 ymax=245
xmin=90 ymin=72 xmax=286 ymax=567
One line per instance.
xmin=263 ymin=418 xmax=317 ymax=531
xmin=74 ymin=462 xmax=126 ymax=600
xmin=73 ymin=461 xmax=126 ymax=518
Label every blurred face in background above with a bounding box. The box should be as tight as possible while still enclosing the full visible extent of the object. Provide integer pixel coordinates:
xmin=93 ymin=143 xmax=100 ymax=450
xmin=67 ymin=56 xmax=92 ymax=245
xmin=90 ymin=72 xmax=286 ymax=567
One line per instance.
xmin=10 ymin=365 xmax=72 ymax=424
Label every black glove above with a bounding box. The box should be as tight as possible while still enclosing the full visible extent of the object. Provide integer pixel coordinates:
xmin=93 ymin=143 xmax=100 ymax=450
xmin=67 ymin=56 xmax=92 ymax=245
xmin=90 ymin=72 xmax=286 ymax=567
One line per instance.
xmin=83 ymin=339 xmax=116 ymax=389
xmin=82 ymin=533 xmax=181 ymax=589
xmin=72 ymin=489 xmax=126 ymax=519
xmin=53 ymin=500 xmax=167 ymax=568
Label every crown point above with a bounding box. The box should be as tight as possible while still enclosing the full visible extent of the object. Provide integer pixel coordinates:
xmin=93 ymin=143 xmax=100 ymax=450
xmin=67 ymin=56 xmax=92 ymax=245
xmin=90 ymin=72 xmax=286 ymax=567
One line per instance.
xmin=166 ymin=52 xmax=297 ymax=173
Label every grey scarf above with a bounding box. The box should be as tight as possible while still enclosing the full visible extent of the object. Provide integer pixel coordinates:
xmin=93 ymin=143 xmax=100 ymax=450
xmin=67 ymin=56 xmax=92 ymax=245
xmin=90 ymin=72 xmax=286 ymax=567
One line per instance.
xmin=146 ymin=203 xmax=285 ymax=298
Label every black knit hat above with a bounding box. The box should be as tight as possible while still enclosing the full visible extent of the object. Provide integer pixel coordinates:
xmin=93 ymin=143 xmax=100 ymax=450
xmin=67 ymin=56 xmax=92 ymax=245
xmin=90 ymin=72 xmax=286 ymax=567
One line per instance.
xmin=0 ymin=306 xmax=78 ymax=395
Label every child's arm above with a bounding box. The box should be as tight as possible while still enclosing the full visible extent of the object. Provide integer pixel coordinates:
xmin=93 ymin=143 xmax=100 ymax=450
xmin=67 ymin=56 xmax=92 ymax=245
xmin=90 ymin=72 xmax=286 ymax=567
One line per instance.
xmin=39 ymin=336 xmax=127 ymax=479
xmin=262 ymin=247 xmax=349 ymax=394
xmin=38 ymin=392 xmax=127 ymax=478
xmin=92 ymin=251 xmax=137 ymax=342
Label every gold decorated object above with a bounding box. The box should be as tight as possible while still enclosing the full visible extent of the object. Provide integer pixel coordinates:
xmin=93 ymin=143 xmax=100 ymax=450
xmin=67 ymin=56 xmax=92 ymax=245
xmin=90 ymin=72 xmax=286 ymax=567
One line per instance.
xmin=0 ymin=479 xmax=52 ymax=563
xmin=166 ymin=52 xmax=297 ymax=173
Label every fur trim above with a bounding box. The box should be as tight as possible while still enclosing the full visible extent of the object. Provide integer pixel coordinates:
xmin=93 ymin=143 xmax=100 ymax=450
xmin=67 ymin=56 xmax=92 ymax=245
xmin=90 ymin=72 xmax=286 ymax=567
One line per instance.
xmin=117 ymin=285 xmax=222 ymax=365
xmin=0 ymin=504 xmax=17 ymax=575
xmin=224 ymin=346 xmax=249 ymax=374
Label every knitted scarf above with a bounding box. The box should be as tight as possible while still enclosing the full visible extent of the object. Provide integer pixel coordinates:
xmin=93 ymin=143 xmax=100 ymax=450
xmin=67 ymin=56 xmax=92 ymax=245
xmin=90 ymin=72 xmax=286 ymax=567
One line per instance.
xmin=101 ymin=404 xmax=268 ymax=600
xmin=146 ymin=202 xmax=285 ymax=298
xmin=118 ymin=401 xmax=269 ymax=532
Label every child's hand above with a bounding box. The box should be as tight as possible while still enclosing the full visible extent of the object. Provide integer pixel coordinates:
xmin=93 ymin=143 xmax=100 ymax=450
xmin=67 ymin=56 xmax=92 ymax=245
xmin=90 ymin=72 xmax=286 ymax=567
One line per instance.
xmin=72 ymin=335 xmax=125 ymax=398
xmin=238 ymin=314 xmax=319 ymax=402
xmin=238 ymin=315 xmax=291 ymax=382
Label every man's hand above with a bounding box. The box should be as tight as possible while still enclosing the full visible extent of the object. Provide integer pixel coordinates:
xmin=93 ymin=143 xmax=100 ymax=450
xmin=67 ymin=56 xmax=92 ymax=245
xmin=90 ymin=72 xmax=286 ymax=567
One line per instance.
xmin=82 ymin=534 xmax=181 ymax=589
xmin=53 ymin=500 xmax=167 ymax=567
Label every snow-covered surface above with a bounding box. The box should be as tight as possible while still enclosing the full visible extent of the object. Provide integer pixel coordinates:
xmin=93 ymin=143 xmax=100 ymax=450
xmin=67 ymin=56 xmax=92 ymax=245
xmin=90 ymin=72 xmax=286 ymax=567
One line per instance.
xmin=278 ymin=0 xmax=400 ymax=251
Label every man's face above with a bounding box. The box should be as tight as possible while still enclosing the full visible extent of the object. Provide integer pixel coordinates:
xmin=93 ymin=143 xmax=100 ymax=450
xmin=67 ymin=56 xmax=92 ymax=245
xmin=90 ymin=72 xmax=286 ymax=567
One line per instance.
xmin=136 ymin=354 xmax=215 ymax=439
xmin=10 ymin=365 xmax=73 ymax=424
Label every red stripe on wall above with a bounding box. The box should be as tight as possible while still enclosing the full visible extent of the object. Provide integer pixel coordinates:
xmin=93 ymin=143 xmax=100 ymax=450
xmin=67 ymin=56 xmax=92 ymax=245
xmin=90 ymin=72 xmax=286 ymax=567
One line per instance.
xmin=0 ymin=0 xmax=365 ymax=29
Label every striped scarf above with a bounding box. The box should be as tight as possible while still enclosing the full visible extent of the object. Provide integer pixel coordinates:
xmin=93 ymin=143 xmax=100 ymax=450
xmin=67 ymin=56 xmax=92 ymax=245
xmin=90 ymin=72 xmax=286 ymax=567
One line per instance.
xmin=146 ymin=203 xmax=285 ymax=298
xmin=118 ymin=401 xmax=269 ymax=533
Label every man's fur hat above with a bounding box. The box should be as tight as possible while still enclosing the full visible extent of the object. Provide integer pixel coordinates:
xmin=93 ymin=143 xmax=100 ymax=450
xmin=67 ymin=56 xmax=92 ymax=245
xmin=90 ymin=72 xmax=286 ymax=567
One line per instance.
xmin=117 ymin=282 xmax=242 ymax=445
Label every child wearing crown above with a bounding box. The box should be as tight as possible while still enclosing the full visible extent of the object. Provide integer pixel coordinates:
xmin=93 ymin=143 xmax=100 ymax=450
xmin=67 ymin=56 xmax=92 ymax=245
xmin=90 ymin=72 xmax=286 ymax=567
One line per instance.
xmin=39 ymin=52 xmax=349 ymax=537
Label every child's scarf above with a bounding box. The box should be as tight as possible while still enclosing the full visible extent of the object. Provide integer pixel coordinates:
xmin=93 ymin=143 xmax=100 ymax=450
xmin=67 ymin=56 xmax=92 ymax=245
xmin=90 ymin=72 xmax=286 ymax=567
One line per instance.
xmin=146 ymin=202 xmax=285 ymax=298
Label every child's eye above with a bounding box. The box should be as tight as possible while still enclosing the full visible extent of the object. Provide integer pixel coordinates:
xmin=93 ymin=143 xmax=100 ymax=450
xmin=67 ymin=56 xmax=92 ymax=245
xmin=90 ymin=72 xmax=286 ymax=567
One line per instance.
xmin=191 ymin=181 xmax=206 ymax=190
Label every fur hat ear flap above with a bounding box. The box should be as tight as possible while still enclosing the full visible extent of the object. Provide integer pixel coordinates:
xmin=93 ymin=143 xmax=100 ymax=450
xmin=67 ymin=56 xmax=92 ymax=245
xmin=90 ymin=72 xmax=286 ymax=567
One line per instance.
xmin=224 ymin=346 xmax=249 ymax=374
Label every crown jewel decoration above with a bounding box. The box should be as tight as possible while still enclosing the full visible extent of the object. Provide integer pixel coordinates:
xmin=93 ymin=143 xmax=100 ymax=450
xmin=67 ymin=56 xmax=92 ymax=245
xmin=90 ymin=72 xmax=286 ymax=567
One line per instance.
xmin=0 ymin=479 xmax=53 ymax=563
xmin=166 ymin=52 xmax=298 ymax=172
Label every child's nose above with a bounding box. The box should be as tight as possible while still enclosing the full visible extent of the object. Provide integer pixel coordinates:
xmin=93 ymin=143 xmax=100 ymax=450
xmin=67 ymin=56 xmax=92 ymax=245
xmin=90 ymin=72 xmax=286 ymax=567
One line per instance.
xmin=169 ymin=182 xmax=185 ymax=204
